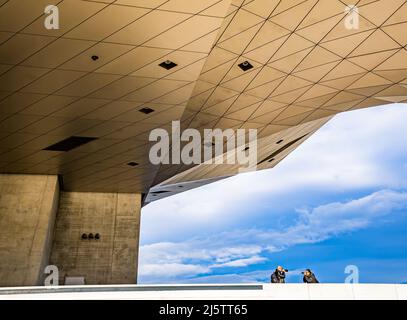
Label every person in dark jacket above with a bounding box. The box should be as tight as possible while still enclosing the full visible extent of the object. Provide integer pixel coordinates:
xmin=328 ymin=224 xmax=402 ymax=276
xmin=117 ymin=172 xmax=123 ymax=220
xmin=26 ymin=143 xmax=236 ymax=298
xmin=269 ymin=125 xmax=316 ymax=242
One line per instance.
xmin=302 ymin=269 xmax=319 ymax=283
xmin=271 ymin=266 xmax=288 ymax=283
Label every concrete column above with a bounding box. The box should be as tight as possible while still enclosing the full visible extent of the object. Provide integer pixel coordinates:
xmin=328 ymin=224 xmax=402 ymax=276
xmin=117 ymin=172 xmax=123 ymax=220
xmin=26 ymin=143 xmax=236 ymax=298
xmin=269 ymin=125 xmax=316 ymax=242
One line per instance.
xmin=0 ymin=174 xmax=59 ymax=287
xmin=50 ymin=191 xmax=141 ymax=285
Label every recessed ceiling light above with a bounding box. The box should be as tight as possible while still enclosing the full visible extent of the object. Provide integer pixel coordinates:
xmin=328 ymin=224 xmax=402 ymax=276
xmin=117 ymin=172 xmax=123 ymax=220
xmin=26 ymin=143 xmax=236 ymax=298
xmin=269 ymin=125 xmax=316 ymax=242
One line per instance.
xmin=127 ymin=162 xmax=139 ymax=167
xmin=159 ymin=60 xmax=177 ymax=70
xmin=91 ymin=55 xmax=99 ymax=61
xmin=244 ymin=146 xmax=250 ymax=151
xmin=43 ymin=136 xmax=97 ymax=152
xmin=238 ymin=61 xmax=253 ymax=71
xmin=139 ymin=107 xmax=155 ymax=114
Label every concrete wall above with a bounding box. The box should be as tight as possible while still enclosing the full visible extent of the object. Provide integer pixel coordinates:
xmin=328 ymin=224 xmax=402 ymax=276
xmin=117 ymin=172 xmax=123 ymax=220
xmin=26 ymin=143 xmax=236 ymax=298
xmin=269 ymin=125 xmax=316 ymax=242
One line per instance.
xmin=50 ymin=192 xmax=141 ymax=285
xmin=0 ymin=174 xmax=59 ymax=287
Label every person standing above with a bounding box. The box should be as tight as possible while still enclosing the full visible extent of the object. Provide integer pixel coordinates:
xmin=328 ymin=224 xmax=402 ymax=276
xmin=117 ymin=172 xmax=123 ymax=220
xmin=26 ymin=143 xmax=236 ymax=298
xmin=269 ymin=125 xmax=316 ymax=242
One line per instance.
xmin=271 ymin=266 xmax=288 ymax=283
xmin=302 ymin=269 xmax=319 ymax=283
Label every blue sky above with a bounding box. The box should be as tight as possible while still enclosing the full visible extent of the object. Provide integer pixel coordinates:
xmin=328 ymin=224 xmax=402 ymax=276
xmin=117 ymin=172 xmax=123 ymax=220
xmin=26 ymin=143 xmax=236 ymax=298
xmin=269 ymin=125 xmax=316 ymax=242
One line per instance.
xmin=139 ymin=103 xmax=407 ymax=284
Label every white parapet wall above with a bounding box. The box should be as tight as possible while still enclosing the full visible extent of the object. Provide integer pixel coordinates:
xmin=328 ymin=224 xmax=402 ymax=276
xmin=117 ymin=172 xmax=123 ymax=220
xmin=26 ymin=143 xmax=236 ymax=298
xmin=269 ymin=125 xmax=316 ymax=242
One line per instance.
xmin=0 ymin=284 xmax=406 ymax=300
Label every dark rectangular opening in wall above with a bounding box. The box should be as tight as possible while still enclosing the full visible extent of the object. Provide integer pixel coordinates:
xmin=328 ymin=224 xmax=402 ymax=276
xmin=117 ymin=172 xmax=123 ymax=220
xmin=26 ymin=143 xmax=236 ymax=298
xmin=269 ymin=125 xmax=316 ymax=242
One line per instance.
xmin=139 ymin=107 xmax=155 ymax=114
xmin=151 ymin=191 xmax=170 ymax=194
xmin=257 ymin=134 xmax=309 ymax=165
xmin=43 ymin=136 xmax=98 ymax=152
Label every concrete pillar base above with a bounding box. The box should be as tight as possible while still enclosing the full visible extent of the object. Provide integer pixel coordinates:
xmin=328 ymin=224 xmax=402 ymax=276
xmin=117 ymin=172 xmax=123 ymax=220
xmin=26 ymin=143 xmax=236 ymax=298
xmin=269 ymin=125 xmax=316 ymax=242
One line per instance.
xmin=0 ymin=174 xmax=59 ymax=287
xmin=50 ymin=191 xmax=141 ymax=285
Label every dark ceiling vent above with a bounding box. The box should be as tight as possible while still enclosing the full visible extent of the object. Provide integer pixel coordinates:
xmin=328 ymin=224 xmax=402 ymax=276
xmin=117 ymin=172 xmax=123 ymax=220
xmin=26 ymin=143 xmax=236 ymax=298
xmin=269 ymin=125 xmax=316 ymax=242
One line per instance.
xmin=258 ymin=134 xmax=309 ymax=165
xmin=43 ymin=136 xmax=97 ymax=152
xmin=238 ymin=61 xmax=253 ymax=71
xmin=151 ymin=190 xmax=170 ymax=194
xmin=159 ymin=60 xmax=177 ymax=70
xmin=276 ymin=139 xmax=284 ymax=144
xmin=139 ymin=107 xmax=155 ymax=114
xmin=243 ymin=146 xmax=250 ymax=151
xmin=91 ymin=55 xmax=99 ymax=61
xmin=127 ymin=162 xmax=139 ymax=167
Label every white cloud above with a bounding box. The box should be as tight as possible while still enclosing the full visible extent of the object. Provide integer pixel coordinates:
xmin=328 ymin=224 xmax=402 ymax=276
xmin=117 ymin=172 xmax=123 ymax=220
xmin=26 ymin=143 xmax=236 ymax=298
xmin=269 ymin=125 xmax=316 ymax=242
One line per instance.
xmin=211 ymin=256 xmax=267 ymax=268
xmin=141 ymin=104 xmax=407 ymax=243
xmin=139 ymin=189 xmax=407 ymax=283
xmin=257 ymin=190 xmax=407 ymax=249
xmin=139 ymin=104 xmax=407 ymax=283
xmin=140 ymin=242 xmax=262 ymax=265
